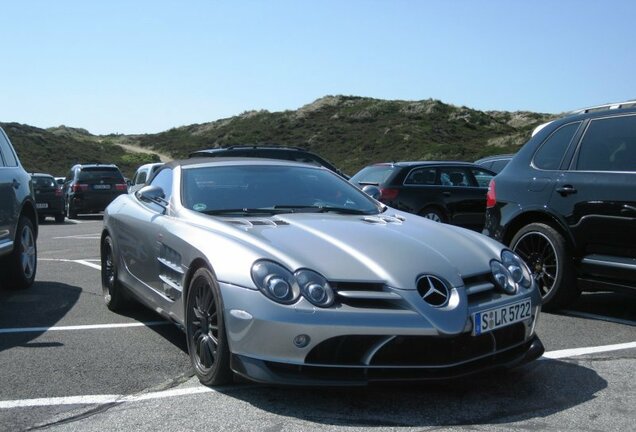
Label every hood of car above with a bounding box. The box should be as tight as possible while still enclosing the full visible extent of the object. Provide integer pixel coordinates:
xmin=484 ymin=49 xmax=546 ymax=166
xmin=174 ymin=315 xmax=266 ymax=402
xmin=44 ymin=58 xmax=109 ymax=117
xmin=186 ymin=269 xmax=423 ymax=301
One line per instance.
xmin=219 ymin=212 xmax=501 ymax=290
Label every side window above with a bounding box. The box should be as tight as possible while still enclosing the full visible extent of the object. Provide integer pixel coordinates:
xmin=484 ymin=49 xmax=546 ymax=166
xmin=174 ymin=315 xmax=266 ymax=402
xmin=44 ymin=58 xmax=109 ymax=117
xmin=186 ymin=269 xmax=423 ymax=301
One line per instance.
xmin=470 ymin=168 xmax=494 ymax=187
xmin=134 ymin=170 xmax=148 ymax=185
xmin=0 ymin=131 xmax=18 ymax=167
xmin=491 ymin=159 xmax=509 ymax=172
xmin=404 ymin=168 xmax=436 ymax=185
xmin=576 ymin=115 xmax=636 ymax=172
xmin=438 ymin=167 xmax=471 ymax=187
xmin=533 ymin=122 xmax=581 ymax=170
xmin=150 ymin=168 xmax=173 ymax=201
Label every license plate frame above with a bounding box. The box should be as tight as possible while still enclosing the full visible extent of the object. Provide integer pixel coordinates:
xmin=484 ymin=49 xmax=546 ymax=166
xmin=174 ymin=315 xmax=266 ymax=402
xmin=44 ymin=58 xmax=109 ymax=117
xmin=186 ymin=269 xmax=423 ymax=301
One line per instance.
xmin=36 ymin=203 xmax=49 ymax=209
xmin=93 ymin=184 xmax=111 ymax=190
xmin=472 ymin=299 xmax=532 ymax=336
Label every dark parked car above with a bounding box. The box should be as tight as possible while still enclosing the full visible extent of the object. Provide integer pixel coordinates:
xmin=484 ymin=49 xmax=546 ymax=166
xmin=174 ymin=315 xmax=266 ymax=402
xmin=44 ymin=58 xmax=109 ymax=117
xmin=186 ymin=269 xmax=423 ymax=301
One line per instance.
xmin=31 ymin=173 xmax=65 ymax=223
xmin=350 ymin=161 xmax=495 ymax=231
xmin=0 ymin=126 xmax=38 ymax=289
xmin=63 ymin=164 xmax=128 ymax=218
xmin=474 ymin=154 xmax=515 ymax=174
xmin=483 ymin=100 xmax=636 ymax=309
xmin=190 ymin=145 xmax=348 ymax=178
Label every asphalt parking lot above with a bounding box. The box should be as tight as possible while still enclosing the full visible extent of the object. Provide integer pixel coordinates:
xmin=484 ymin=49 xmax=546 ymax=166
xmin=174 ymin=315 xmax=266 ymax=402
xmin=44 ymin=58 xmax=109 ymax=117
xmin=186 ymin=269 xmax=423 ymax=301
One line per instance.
xmin=1 ymin=218 xmax=634 ymax=432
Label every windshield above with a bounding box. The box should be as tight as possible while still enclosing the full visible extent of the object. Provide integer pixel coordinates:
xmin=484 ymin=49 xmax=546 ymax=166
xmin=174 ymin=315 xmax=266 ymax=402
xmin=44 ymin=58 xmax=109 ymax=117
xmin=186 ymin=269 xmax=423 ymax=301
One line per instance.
xmin=181 ymin=164 xmax=381 ymax=215
xmin=32 ymin=176 xmax=56 ymax=188
xmin=78 ymin=168 xmax=124 ymax=182
xmin=350 ymin=165 xmax=396 ymax=185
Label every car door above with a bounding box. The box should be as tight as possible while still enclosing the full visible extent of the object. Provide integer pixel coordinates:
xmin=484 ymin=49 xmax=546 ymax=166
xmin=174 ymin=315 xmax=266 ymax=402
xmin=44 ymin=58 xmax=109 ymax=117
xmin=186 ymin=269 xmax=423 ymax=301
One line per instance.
xmin=437 ymin=166 xmax=488 ymax=230
xmin=0 ymin=131 xmax=19 ymax=251
xmin=548 ymin=114 xmax=636 ymax=282
xmin=118 ymin=167 xmax=174 ymax=299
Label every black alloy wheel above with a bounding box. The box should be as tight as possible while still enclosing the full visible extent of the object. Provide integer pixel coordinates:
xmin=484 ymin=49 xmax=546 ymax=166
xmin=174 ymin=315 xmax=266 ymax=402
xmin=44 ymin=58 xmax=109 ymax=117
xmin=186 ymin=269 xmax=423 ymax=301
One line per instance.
xmin=420 ymin=206 xmax=447 ymax=223
xmin=186 ymin=267 xmax=232 ymax=386
xmin=510 ymin=223 xmax=578 ymax=310
xmin=101 ymin=235 xmax=130 ymax=311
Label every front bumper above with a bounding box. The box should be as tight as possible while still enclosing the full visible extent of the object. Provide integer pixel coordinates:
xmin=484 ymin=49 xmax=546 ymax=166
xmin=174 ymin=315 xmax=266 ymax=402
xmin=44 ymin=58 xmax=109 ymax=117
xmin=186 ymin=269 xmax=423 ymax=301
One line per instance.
xmin=231 ymin=336 xmax=544 ymax=386
xmin=219 ymin=281 xmax=542 ymax=385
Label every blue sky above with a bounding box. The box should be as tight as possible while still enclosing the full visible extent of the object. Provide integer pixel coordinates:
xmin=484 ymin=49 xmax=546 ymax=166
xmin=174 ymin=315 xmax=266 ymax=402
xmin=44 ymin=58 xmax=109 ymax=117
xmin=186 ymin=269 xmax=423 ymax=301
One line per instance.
xmin=0 ymin=0 xmax=634 ymax=135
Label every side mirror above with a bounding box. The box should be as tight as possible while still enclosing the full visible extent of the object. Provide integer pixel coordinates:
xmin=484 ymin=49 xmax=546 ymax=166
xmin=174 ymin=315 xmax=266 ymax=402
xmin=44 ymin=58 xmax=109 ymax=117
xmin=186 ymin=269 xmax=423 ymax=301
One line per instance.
xmin=137 ymin=185 xmax=168 ymax=209
xmin=361 ymin=185 xmax=381 ymax=200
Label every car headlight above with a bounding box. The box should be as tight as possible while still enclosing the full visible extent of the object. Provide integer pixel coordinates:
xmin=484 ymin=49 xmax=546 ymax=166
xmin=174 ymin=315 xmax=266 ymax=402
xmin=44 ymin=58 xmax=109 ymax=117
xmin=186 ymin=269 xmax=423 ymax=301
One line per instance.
xmin=251 ymin=260 xmax=299 ymax=304
xmin=490 ymin=260 xmax=517 ymax=294
xmin=501 ymin=250 xmax=533 ymax=289
xmin=491 ymin=250 xmax=534 ymax=294
xmin=295 ymin=269 xmax=334 ymax=307
xmin=251 ymin=261 xmax=334 ymax=307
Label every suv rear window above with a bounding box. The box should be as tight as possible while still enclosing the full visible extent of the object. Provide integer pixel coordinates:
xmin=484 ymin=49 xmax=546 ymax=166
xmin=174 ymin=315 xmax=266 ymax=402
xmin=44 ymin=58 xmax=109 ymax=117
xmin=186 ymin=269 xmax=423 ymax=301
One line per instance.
xmin=78 ymin=167 xmax=124 ymax=182
xmin=350 ymin=165 xmax=396 ymax=185
xmin=33 ymin=176 xmax=56 ymax=188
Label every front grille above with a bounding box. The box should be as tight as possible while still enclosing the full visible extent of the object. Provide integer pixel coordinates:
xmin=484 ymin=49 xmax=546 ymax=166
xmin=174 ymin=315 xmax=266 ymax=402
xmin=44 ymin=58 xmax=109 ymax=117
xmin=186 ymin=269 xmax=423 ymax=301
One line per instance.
xmin=305 ymin=323 xmax=527 ymax=367
xmin=331 ymin=282 xmax=404 ymax=310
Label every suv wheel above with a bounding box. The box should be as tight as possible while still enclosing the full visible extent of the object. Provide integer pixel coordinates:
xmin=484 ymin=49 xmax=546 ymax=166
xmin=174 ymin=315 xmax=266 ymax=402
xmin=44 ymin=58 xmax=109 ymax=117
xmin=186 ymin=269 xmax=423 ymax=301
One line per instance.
xmin=420 ymin=207 xmax=447 ymax=223
xmin=2 ymin=216 xmax=37 ymax=289
xmin=510 ymin=223 xmax=579 ymax=310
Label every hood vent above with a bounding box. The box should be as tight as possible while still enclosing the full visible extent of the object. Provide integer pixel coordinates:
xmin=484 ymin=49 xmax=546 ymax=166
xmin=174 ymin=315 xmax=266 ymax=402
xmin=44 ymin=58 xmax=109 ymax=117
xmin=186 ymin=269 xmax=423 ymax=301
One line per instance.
xmin=362 ymin=215 xmax=404 ymax=225
xmin=224 ymin=218 xmax=289 ymax=228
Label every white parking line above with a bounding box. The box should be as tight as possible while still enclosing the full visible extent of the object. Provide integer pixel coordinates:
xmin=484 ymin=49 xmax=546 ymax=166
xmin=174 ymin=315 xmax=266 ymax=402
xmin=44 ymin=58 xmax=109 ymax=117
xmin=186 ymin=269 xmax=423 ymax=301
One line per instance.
xmin=39 ymin=258 xmax=101 ymax=270
xmin=52 ymin=233 xmax=101 ymax=240
xmin=0 ymin=341 xmax=634 ymax=409
xmin=541 ymin=341 xmax=636 ymax=359
xmin=0 ymin=321 xmax=171 ymax=335
xmin=560 ymin=309 xmax=636 ymax=327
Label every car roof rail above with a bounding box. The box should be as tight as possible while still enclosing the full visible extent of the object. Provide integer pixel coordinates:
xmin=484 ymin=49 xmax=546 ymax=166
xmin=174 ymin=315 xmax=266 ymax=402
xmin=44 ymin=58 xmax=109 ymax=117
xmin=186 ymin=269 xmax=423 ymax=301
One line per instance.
xmin=569 ymin=99 xmax=636 ymax=115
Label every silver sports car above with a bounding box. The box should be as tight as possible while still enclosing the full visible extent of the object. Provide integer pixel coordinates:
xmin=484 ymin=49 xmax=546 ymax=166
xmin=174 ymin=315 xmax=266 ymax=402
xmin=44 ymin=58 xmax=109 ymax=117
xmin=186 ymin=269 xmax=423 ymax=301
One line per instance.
xmin=101 ymin=158 xmax=544 ymax=386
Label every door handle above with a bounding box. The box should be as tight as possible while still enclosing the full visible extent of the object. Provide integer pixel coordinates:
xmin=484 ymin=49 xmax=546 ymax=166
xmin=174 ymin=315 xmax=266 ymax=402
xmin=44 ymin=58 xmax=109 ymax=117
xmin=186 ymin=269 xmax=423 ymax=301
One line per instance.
xmin=555 ymin=185 xmax=577 ymax=196
xmin=443 ymin=191 xmax=451 ymax=197
xmin=12 ymin=179 xmax=20 ymax=189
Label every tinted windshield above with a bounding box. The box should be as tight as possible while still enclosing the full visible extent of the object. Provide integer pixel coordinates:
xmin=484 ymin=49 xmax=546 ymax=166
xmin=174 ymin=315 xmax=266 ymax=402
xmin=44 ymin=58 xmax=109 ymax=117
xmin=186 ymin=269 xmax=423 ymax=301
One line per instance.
xmin=78 ymin=167 xmax=124 ymax=182
xmin=33 ymin=176 xmax=56 ymax=188
xmin=182 ymin=165 xmax=381 ymax=215
xmin=350 ymin=165 xmax=396 ymax=185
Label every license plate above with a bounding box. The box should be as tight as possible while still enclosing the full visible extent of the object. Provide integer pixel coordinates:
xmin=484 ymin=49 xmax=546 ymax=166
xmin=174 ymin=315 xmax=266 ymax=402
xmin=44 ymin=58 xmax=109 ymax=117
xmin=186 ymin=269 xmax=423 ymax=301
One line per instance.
xmin=472 ymin=299 xmax=532 ymax=335
xmin=93 ymin=184 xmax=111 ymax=190
xmin=36 ymin=203 xmax=48 ymax=209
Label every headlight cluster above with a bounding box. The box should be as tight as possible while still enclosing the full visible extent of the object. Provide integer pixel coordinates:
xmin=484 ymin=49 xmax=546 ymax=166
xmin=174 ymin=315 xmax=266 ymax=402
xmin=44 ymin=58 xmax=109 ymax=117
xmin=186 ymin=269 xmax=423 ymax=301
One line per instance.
xmin=490 ymin=250 xmax=533 ymax=294
xmin=251 ymin=260 xmax=334 ymax=307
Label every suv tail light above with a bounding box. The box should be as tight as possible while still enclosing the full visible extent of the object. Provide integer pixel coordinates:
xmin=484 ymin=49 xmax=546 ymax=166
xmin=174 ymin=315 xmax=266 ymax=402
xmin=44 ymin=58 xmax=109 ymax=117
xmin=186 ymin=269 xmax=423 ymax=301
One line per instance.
xmin=115 ymin=183 xmax=127 ymax=191
xmin=71 ymin=183 xmax=89 ymax=192
xmin=54 ymin=187 xmax=63 ymax=197
xmin=379 ymin=188 xmax=399 ymax=201
xmin=486 ymin=179 xmax=496 ymax=208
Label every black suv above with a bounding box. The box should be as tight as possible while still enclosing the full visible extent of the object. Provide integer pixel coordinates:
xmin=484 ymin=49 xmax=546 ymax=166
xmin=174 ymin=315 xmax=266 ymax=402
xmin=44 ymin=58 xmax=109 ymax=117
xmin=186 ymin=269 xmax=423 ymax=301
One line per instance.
xmin=0 ymin=126 xmax=38 ymax=289
xmin=190 ymin=145 xmax=348 ymax=178
xmin=483 ymin=100 xmax=636 ymax=309
xmin=350 ymin=161 xmax=495 ymax=231
xmin=63 ymin=164 xmax=128 ymax=218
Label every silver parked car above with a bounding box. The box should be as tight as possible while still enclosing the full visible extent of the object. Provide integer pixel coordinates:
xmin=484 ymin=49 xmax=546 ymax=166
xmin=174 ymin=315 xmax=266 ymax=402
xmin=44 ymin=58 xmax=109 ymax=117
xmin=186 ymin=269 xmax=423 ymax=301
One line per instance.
xmin=101 ymin=158 xmax=544 ymax=386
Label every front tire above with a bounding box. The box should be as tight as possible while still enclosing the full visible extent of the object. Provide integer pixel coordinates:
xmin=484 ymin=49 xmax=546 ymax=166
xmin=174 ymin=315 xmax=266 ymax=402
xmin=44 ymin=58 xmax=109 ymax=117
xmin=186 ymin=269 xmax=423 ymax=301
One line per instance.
xmin=101 ymin=235 xmax=130 ymax=311
xmin=510 ymin=223 xmax=579 ymax=310
xmin=55 ymin=213 xmax=65 ymax=223
xmin=185 ymin=267 xmax=232 ymax=386
xmin=2 ymin=216 xmax=37 ymax=290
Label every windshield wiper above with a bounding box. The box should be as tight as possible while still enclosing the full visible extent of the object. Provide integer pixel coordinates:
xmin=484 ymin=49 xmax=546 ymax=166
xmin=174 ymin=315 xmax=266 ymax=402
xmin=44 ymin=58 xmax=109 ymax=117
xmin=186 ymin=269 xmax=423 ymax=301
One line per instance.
xmin=203 ymin=208 xmax=285 ymax=216
xmin=274 ymin=205 xmax=369 ymax=215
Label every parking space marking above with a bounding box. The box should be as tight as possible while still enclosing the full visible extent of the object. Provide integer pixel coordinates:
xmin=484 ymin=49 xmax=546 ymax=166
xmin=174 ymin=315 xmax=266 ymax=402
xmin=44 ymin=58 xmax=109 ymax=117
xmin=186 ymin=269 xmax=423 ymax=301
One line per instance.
xmin=39 ymin=258 xmax=101 ymax=270
xmin=560 ymin=309 xmax=636 ymax=327
xmin=542 ymin=341 xmax=636 ymax=359
xmin=1 ymin=342 xmax=635 ymax=409
xmin=52 ymin=233 xmax=100 ymax=240
xmin=0 ymin=321 xmax=171 ymax=335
